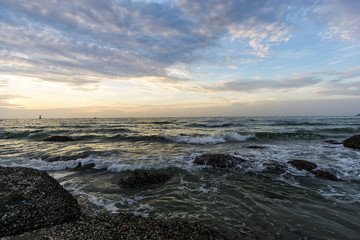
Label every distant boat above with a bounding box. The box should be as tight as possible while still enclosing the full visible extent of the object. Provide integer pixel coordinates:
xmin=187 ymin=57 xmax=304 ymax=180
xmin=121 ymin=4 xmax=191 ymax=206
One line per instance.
xmin=356 ymin=114 xmax=360 ymax=116
xmin=39 ymin=115 xmax=42 ymax=119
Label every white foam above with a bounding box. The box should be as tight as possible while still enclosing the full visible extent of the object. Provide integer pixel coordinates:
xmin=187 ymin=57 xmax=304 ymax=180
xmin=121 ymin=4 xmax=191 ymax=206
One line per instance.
xmin=198 ymin=185 xmax=218 ymax=193
xmin=0 ymin=157 xmax=77 ymax=171
xmin=162 ymin=132 xmax=252 ymax=145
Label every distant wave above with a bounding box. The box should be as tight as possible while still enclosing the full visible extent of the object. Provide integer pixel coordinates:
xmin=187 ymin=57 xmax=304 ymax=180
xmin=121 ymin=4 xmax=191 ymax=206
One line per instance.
xmin=253 ymin=131 xmax=324 ymax=140
xmin=0 ymin=130 xmax=47 ymax=140
xmin=162 ymin=133 xmax=252 ymax=145
xmin=186 ymin=123 xmax=240 ymax=128
xmin=269 ymin=121 xmax=330 ymax=126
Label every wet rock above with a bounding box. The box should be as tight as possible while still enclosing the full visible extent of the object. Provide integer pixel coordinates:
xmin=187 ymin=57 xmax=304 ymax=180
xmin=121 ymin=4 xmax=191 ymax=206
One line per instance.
xmin=74 ymin=162 xmax=96 ymax=171
xmin=263 ymin=162 xmax=287 ymax=174
xmin=44 ymin=136 xmax=75 ymax=142
xmin=194 ymin=154 xmax=246 ymax=168
xmin=118 ymin=170 xmax=171 ymax=188
xmin=8 ymin=214 xmax=231 ymax=240
xmin=324 ymin=140 xmax=343 ymax=145
xmin=311 ymin=169 xmax=338 ymax=181
xmin=246 ymin=145 xmax=268 ymax=149
xmin=0 ymin=167 xmax=81 ymax=237
xmin=343 ymin=134 xmax=360 ymax=150
xmin=287 ymin=160 xmax=317 ymax=171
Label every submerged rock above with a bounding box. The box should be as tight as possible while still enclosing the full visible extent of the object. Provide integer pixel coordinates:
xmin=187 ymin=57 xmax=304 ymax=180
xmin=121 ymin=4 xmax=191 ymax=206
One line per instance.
xmin=9 ymin=214 xmax=231 ymax=240
xmin=287 ymin=160 xmax=317 ymax=171
xmin=311 ymin=169 xmax=338 ymax=181
xmin=44 ymin=136 xmax=75 ymax=142
xmin=343 ymin=134 xmax=360 ymax=150
xmin=0 ymin=167 xmax=81 ymax=237
xmin=74 ymin=162 xmax=96 ymax=171
xmin=324 ymin=140 xmax=343 ymax=145
xmin=246 ymin=145 xmax=268 ymax=149
xmin=287 ymin=160 xmax=338 ymax=181
xmin=193 ymin=153 xmax=246 ymax=168
xmin=118 ymin=170 xmax=171 ymax=188
xmin=263 ymin=162 xmax=287 ymax=174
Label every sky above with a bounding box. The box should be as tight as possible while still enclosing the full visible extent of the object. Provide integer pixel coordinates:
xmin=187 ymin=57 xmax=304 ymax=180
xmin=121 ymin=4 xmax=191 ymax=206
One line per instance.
xmin=0 ymin=0 xmax=359 ymax=118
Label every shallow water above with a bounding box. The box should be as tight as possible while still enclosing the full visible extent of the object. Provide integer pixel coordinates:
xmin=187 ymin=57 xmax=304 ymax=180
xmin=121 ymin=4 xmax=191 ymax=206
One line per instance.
xmin=1 ymin=117 xmax=360 ymax=239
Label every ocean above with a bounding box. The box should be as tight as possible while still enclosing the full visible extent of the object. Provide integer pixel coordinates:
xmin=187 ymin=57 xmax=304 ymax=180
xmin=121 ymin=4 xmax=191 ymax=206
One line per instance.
xmin=0 ymin=116 xmax=359 ymax=239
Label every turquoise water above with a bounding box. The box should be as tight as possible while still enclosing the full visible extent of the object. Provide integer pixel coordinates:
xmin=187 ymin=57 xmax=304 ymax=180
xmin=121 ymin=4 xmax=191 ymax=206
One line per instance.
xmin=1 ymin=117 xmax=359 ymax=239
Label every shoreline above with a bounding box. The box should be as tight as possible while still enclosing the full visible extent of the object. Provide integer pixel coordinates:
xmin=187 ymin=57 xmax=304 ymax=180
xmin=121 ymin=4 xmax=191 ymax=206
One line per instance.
xmin=0 ymin=166 xmax=252 ymax=240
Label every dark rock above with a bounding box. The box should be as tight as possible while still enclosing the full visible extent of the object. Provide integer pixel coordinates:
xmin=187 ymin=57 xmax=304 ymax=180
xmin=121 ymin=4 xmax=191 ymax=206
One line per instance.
xmin=287 ymin=160 xmax=318 ymax=171
xmin=263 ymin=162 xmax=287 ymax=174
xmin=44 ymin=136 xmax=75 ymax=142
xmin=311 ymin=170 xmax=338 ymax=181
xmin=246 ymin=145 xmax=268 ymax=149
xmin=343 ymin=134 xmax=360 ymax=150
xmin=10 ymin=214 xmax=232 ymax=240
xmin=0 ymin=167 xmax=81 ymax=237
xmin=74 ymin=162 xmax=96 ymax=171
xmin=193 ymin=153 xmax=246 ymax=168
xmin=324 ymin=140 xmax=343 ymax=145
xmin=118 ymin=170 xmax=171 ymax=188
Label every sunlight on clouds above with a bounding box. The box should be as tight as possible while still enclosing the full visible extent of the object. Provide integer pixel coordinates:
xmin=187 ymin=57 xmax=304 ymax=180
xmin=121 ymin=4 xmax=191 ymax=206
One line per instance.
xmin=229 ymin=23 xmax=292 ymax=57
xmin=0 ymin=0 xmax=359 ymax=117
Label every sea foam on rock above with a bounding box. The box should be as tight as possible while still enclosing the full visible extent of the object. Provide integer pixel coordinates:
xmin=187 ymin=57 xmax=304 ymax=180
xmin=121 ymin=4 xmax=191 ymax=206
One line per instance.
xmin=193 ymin=153 xmax=246 ymax=168
xmin=0 ymin=167 xmax=81 ymax=237
xmin=343 ymin=134 xmax=360 ymax=150
xmin=118 ymin=170 xmax=171 ymax=188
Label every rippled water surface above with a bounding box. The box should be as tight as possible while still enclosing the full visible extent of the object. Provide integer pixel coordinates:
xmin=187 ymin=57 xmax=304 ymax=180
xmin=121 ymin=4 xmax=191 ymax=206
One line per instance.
xmin=1 ymin=117 xmax=360 ymax=239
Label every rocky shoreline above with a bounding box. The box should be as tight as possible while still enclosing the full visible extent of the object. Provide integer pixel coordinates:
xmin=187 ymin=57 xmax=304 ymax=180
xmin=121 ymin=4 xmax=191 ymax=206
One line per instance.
xmin=1 ymin=134 xmax=359 ymax=239
xmin=0 ymin=166 xmax=246 ymax=240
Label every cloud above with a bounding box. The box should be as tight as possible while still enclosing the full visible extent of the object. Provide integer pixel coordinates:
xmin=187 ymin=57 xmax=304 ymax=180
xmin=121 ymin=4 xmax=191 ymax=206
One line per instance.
xmin=176 ymin=0 xmax=293 ymax=57
xmin=0 ymin=0 xmax=194 ymax=86
xmin=0 ymin=0 xmax=296 ymax=87
xmin=0 ymin=80 xmax=8 ymax=87
xmin=193 ymin=65 xmax=360 ymax=94
xmin=317 ymin=81 xmax=360 ymax=96
xmin=200 ymin=75 xmax=322 ymax=93
xmin=0 ymin=94 xmax=24 ymax=107
xmin=312 ymin=66 xmax=360 ymax=81
xmin=0 ymin=0 xmax=358 ymax=93
xmin=314 ymin=0 xmax=360 ymax=41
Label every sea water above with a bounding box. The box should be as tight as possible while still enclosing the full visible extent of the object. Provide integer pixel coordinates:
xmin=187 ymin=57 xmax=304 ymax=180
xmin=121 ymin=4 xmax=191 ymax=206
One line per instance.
xmin=0 ymin=117 xmax=359 ymax=239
